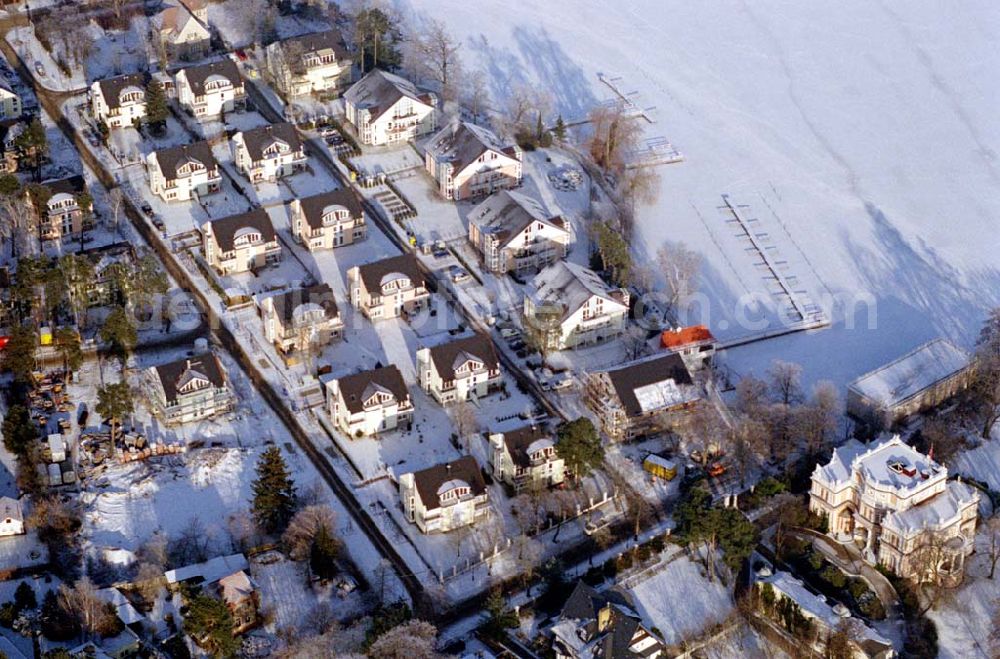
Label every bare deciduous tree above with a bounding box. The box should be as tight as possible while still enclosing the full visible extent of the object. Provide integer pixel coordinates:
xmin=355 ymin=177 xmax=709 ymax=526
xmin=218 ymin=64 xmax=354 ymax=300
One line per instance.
xmin=656 ymin=241 xmax=702 ymax=316
xmin=368 ymin=619 xmax=439 ymax=658
xmin=281 ymin=505 xmax=339 ymax=561
xmin=464 ymin=71 xmax=491 ymax=122
xmin=449 ymin=401 xmax=479 ymax=454
xmin=768 ymin=360 xmax=804 ymax=406
xmin=408 ymin=19 xmax=462 ymax=102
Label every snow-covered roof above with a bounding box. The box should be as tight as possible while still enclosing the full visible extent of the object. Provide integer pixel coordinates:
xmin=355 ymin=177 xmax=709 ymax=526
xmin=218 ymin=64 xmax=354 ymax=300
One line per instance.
xmin=883 ymin=480 xmax=979 ymax=536
xmin=527 ymin=261 xmax=626 ymax=321
xmin=97 ymin=588 xmax=144 ymax=626
xmin=469 ymin=190 xmax=567 ymax=249
xmin=344 ymin=69 xmax=432 ymax=122
xmin=814 ymin=434 xmax=948 ymax=492
xmin=762 ymin=571 xmax=891 ymax=648
xmin=425 ymin=121 xmax=518 ymax=174
xmin=164 ymin=553 xmax=248 ymax=585
xmin=848 ymin=338 xmax=970 ymax=409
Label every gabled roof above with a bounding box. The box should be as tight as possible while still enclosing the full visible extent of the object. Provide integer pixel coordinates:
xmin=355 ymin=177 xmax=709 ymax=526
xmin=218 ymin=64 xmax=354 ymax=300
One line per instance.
xmin=500 ymin=425 xmax=554 ymax=469
xmin=236 ymin=122 xmax=301 ymax=162
xmin=164 ymin=553 xmax=248 ymax=585
xmin=427 ymin=333 xmax=498 ymax=382
xmin=410 ymin=455 xmax=486 ymax=511
xmin=96 ymin=72 xmax=149 ymax=109
xmin=848 ymin=338 xmax=971 ymax=410
xmin=152 ymin=141 xmax=218 ymax=180
xmin=883 ymin=480 xmax=978 ymax=535
xmin=333 ymin=365 xmax=409 ymax=415
xmin=153 ymin=353 xmax=226 ymax=406
xmin=278 ymin=29 xmax=350 ymax=63
xmin=157 ymin=3 xmax=208 ymax=39
xmin=179 ymin=59 xmax=242 ymax=97
xmin=297 ymin=189 xmax=363 ymax=230
xmin=558 ymin=581 xmax=652 ymax=658
xmin=468 ymin=190 xmax=566 ymax=248
xmin=42 ymin=175 xmax=86 ymax=199
xmin=355 ymin=253 xmax=425 ymax=294
xmin=268 ymin=283 xmax=338 ymax=324
xmin=660 ymin=325 xmax=715 ymax=350
xmin=217 ymin=570 xmax=254 ymax=606
xmin=425 ymin=121 xmax=519 ymax=175
xmin=528 ymin=261 xmax=627 ymax=321
xmin=205 ymin=209 xmax=276 ymax=253
xmin=344 ymin=69 xmax=432 ymax=123
xmin=601 ymin=353 xmax=696 ymax=417
xmin=0 ymin=496 xmax=22 ymax=522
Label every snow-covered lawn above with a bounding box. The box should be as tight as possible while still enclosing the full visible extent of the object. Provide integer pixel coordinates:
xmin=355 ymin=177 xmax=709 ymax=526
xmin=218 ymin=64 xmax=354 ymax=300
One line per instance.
xmin=952 ymin=440 xmax=1000 ymax=492
xmin=208 ymin=1 xmax=329 ymax=50
xmin=628 ymin=553 xmax=734 ymax=646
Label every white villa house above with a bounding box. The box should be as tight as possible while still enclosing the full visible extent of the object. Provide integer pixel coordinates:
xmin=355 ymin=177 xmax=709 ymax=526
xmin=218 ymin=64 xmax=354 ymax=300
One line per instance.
xmin=0 ymin=82 xmax=20 ymax=120
xmin=416 ymin=333 xmax=502 ymax=405
xmin=147 ymin=353 xmax=234 ymax=425
xmin=290 ymin=189 xmax=366 ymax=250
xmin=265 ymin=30 xmax=352 ymax=97
xmin=467 ymin=190 xmax=570 ymax=273
xmin=146 ymin=141 xmax=221 ymax=202
xmin=489 ymin=425 xmax=565 ymax=491
xmin=231 ymin=122 xmax=307 ymax=183
xmin=347 ymin=253 xmax=430 ymax=321
xmin=523 ymin=261 xmax=629 ymax=351
xmin=259 ymin=283 xmax=342 ymax=354
xmin=343 ymin=69 xmax=436 ymax=145
xmin=90 ymin=73 xmax=148 ymax=128
xmin=324 ymin=365 xmax=413 ymax=437
xmin=154 ymin=1 xmax=211 ymax=61
xmin=175 ymin=59 xmax=245 ymax=119
xmin=202 ymin=209 xmax=281 ymax=275
xmin=35 ymin=176 xmax=90 ymax=243
xmin=423 ymin=121 xmax=522 ymax=200
xmin=399 ymin=456 xmax=490 ymax=534
xmin=810 ymin=434 xmax=979 ymax=585
xmin=585 ymin=353 xmax=700 ymax=441
xmin=0 ymin=497 xmax=24 ymax=536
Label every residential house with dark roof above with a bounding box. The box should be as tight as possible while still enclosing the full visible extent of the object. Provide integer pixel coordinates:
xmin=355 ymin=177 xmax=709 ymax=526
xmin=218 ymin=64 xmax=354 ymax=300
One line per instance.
xmin=343 ymin=69 xmax=436 ymax=145
xmin=416 ymin=333 xmax=501 ymax=405
xmin=489 ymin=425 xmax=564 ymax=491
xmin=146 ymin=353 xmax=234 ymax=425
xmin=146 ymin=141 xmax=221 ymax=202
xmin=33 ymin=176 xmax=91 ymax=242
xmin=154 ymin=1 xmax=211 ymax=61
xmin=202 ymin=209 xmax=281 ymax=275
xmin=0 ymin=120 xmax=21 ymax=173
xmin=290 ymin=189 xmax=366 ymax=250
xmin=399 ymin=456 xmax=489 ymax=534
xmin=347 ymin=253 xmax=429 ymax=321
xmin=550 ymin=581 xmax=665 ymax=658
xmin=175 ymin=59 xmax=245 ymax=119
xmin=265 ymin=30 xmax=352 ymax=97
xmin=523 ymin=261 xmax=629 ymax=351
xmin=232 ymin=122 xmax=307 ymax=183
xmin=259 ymin=283 xmax=342 ymax=355
xmin=585 ymin=353 xmax=700 ymax=441
xmin=424 ymin=121 xmax=522 ymax=200
xmin=467 ymin=190 xmax=570 ymax=273
xmin=90 ymin=73 xmax=148 ymax=128
xmin=324 ymin=365 xmax=412 ymax=437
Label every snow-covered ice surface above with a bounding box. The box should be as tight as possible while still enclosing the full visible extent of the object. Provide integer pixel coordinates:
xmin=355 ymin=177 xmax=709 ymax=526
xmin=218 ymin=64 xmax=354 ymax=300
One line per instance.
xmin=401 ymin=0 xmax=1000 ymax=390
xmin=628 ymin=553 xmax=734 ymax=646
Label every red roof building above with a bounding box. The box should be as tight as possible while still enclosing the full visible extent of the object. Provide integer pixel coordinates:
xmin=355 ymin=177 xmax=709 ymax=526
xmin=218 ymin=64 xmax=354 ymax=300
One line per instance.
xmin=660 ymin=325 xmax=716 ymax=370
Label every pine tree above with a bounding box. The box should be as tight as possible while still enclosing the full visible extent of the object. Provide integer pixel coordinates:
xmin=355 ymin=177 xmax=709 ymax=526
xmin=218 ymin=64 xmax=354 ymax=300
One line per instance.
xmin=99 ymin=307 xmax=137 ymax=362
xmin=251 ymin=447 xmax=297 ymax=534
xmin=555 ymin=417 xmax=604 ymax=479
xmin=309 ymin=524 xmax=339 ymax=580
xmin=2 ymin=405 xmax=37 ymax=457
xmin=145 ymin=80 xmax=169 ymax=135
xmin=553 ymin=115 xmax=567 ymax=142
xmin=14 ymin=581 xmax=36 ymax=611
xmin=13 ymin=117 xmax=48 ymax=181
xmin=1 ymin=325 xmax=37 ymax=383
xmin=183 ymin=593 xmax=238 ymax=657
xmin=96 ymin=381 xmax=133 ymax=456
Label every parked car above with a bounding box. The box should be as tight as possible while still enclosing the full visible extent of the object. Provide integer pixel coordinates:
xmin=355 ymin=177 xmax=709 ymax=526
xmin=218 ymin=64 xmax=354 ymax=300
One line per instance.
xmin=499 ymin=327 xmax=520 ymax=339
xmin=707 ymin=462 xmax=727 ymax=478
xmin=584 ymin=511 xmax=609 ymax=536
xmin=33 ymin=61 xmax=45 ymax=78
xmin=449 ymin=265 xmax=471 ymax=283
xmin=550 ymin=375 xmax=574 ymax=391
